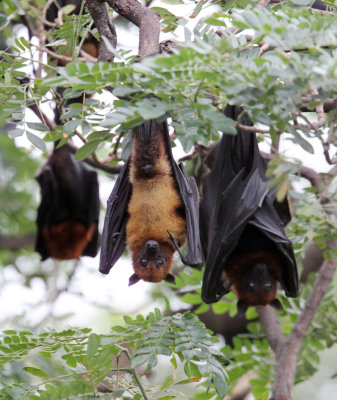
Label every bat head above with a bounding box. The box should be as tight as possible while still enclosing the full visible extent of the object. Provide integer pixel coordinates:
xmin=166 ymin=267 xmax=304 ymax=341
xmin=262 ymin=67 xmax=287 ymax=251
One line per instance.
xmin=129 ymin=240 xmax=175 ymax=284
xmin=234 ymin=262 xmax=283 ymax=314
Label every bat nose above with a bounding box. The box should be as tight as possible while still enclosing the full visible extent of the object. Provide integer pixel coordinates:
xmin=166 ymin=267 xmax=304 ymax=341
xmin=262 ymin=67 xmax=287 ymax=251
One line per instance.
xmin=146 ymin=240 xmax=159 ymax=249
xmin=255 ymin=263 xmax=267 ymax=272
xmin=145 ymin=240 xmax=160 ymax=257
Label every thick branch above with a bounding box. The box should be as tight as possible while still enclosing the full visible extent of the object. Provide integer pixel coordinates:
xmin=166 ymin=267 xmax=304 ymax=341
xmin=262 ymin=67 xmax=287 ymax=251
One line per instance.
xmin=86 ymin=0 xmax=117 ymax=62
xmin=297 ymin=165 xmax=324 ymax=193
xmin=257 ymin=306 xmax=285 ymax=356
xmin=107 ymin=0 xmax=160 ymax=58
xmin=0 ymin=234 xmax=35 ymax=249
xmin=271 ymin=243 xmax=337 ymax=400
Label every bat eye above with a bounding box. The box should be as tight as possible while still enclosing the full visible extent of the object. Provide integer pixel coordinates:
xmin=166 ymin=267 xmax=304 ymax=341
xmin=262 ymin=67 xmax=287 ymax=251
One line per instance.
xmin=156 ymin=259 xmax=165 ymax=267
xmin=140 ymin=258 xmax=148 ymax=267
xmin=248 ymin=282 xmax=255 ymax=291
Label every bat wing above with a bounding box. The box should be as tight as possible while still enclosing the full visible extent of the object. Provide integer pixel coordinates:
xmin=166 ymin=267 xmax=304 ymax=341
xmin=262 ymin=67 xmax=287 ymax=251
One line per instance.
xmin=99 ymin=159 xmax=132 ymax=274
xmin=35 ymin=165 xmax=58 ymax=260
xmin=161 ymin=122 xmax=202 ymax=268
xmin=81 ymin=167 xmax=100 ymax=257
xmin=201 ymin=165 xmax=269 ymax=303
xmin=173 ymin=162 xmax=203 ymax=267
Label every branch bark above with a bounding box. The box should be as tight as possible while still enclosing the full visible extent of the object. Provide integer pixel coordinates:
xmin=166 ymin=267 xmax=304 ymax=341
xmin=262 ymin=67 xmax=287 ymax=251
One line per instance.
xmin=86 ymin=0 xmax=117 ymax=62
xmin=0 ymin=234 xmax=35 ymax=249
xmin=271 ymin=247 xmax=337 ymax=400
xmin=107 ymin=0 xmax=160 ymax=58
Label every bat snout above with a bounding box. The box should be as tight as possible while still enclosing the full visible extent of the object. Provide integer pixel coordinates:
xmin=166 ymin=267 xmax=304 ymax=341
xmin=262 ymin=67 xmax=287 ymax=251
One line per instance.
xmin=145 ymin=240 xmax=160 ymax=257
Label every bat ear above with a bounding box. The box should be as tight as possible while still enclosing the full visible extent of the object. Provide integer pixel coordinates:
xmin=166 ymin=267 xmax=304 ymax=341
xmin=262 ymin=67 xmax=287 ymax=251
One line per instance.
xmin=164 ymin=273 xmax=176 ymax=285
xmin=237 ymin=299 xmax=249 ymax=315
xmin=128 ymin=273 xmax=141 ymax=286
xmin=269 ymin=298 xmax=284 ymax=311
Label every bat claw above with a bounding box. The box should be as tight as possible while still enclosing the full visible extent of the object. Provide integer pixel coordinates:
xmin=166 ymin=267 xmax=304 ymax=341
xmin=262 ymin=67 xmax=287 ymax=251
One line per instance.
xmin=222 ymin=276 xmax=237 ymax=292
xmin=112 ymin=232 xmax=120 ymax=242
xmin=167 ymin=230 xmax=188 ymax=265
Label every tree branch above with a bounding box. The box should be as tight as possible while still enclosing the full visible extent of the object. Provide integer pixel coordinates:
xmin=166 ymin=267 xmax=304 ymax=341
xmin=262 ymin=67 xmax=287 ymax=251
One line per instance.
xmin=257 ymin=306 xmax=285 ymax=356
xmin=107 ymin=0 xmax=160 ymax=58
xmin=0 ymin=234 xmax=36 ymax=249
xmin=271 ymin=245 xmax=337 ymax=399
xmin=86 ymin=0 xmax=117 ymax=62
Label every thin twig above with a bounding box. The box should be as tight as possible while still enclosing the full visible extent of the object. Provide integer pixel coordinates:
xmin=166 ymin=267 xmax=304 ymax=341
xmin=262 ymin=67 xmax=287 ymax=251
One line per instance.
xmin=30 ymin=42 xmax=97 ymax=63
xmin=236 ymin=123 xmax=270 ymax=134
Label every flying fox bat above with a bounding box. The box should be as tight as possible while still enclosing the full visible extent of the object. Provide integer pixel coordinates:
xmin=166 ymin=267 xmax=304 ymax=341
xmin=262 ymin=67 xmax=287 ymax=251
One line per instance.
xmin=200 ymin=105 xmax=299 ymax=314
xmin=35 ymin=143 xmax=99 ymax=260
xmin=99 ymin=120 xmax=202 ymax=285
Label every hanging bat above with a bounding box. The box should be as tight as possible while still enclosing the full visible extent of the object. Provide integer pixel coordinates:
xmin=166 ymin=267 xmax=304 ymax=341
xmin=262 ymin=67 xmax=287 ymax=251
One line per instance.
xmin=35 ymin=143 xmax=100 ymax=260
xmin=200 ymin=105 xmax=299 ymax=314
xmin=99 ymin=120 xmax=202 ymax=285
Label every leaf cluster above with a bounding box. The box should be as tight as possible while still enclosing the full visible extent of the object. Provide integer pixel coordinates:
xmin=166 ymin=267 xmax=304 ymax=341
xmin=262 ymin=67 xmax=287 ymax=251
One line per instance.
xmin=0 ymin=310 xmax=228 ymax=399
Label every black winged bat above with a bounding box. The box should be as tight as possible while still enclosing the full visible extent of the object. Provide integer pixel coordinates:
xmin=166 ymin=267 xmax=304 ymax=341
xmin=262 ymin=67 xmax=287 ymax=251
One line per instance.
xmin=200 ymin=105 xmax=299 ymax=314
xmin=99 ymin=120 xmax=202 ymax=285
xmin=35 ymin=143 xmax=99 ymax=261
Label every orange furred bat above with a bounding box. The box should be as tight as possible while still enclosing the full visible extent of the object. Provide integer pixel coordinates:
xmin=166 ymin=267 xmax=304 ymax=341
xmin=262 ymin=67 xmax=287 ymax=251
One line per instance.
xmin=126 ymin=123 xmax=187 ymax=284
xmin=99 ymin=120 xmax=202 ymax=284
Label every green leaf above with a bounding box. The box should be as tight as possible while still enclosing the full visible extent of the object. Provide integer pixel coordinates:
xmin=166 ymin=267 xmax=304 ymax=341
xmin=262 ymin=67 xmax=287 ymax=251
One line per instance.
xmin=8 ymin=128 xmax=25 ymax=139
xmin=26 ymin=122 xmax=50 ymax=132
xmin=291 ymin=0 xmax=314 ymax=5
xmin=64 ymin=119 xmax=80 ymax=133
xmin=81 ymin=120 xmax=92 ymax=135
xmin=190 ymin=0 xmax=208 ymax=19
xmin=161 ymin=373 xmax=174 ymax=390
xmin=74 ymin=140 xmax=99 ymax=160
xmin=23 ymin=367 xmax=48 ymax=378
xmin=87 ymin=333 xmax=100 ymax=358
xmin=212 ymin=301 xmax=230 ymax=314
xmin=213 ymin=373 xmax=227 ymax=397
xmin=181 ymin=293 xmax=202 ymax=305
xmin=161 ymin=0 xmax=183 ymax=4
xmin=26 ymin=131 xmax=47 ymax=152
xmin=131 ymin=354 xmax=148 ymax=369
